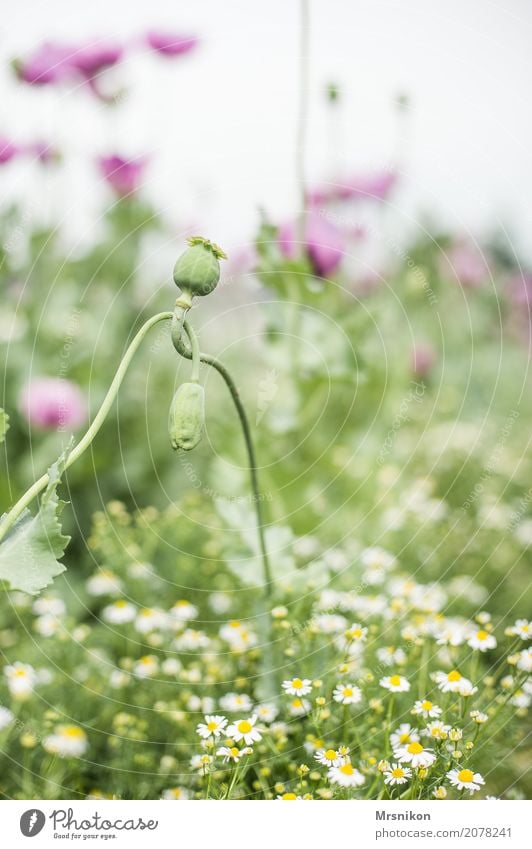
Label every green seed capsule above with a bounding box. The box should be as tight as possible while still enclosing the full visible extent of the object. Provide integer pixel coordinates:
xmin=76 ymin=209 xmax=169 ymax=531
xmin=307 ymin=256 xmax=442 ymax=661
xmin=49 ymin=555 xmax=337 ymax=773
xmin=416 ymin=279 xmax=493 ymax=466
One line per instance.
xmin=168 ymin=382 xmax=205 ymax=451
xmin=173 ymin=236 xmax=227 ymax=299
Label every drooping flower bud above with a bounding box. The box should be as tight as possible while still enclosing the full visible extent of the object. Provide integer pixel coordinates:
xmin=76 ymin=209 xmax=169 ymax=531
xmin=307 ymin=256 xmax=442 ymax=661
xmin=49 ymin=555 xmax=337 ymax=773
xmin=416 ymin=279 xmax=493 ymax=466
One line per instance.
xmin=173 ymin=236 xmax=227 ymax=300
xmin=168 ymin=381 xmax=205 ymax=451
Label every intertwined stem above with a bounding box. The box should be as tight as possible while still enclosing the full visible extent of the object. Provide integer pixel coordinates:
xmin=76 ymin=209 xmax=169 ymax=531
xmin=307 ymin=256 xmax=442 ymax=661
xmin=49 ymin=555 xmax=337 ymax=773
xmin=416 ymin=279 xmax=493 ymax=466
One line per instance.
xmin=171 ymin=315 xmax=273 ymax=596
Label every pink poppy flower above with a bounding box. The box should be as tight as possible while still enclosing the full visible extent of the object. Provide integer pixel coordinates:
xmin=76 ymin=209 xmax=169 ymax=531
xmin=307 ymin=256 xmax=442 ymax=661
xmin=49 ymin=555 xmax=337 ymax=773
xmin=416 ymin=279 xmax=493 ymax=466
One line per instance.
xmin=19 ymin=378 xmax=87 ymax=431
xmin=444 ymin=242 xmax=489 ymax=289
xmin=145 ymin=31 xmax=198 ymax=57
xmin=278 ymin=209 xmax=345 ymax=277
xmin=14 ymin=42 xmax=77 ymax=85
xmin=98 ymin=155 xmax=147 ymax=196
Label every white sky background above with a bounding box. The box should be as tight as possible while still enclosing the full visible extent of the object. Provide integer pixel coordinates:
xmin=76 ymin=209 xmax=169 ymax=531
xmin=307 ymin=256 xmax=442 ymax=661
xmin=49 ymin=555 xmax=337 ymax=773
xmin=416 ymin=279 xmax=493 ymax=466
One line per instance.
xmin=1 ymin=0 xmax=531 ymax=260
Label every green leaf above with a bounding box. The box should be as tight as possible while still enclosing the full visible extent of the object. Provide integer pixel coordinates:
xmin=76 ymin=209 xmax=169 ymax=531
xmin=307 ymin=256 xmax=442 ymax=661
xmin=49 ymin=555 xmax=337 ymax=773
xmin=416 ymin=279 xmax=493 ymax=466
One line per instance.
xmin=0 ymin=441 xmax=72 ymax=595
xmin=0 ymin=408 xmax=9 ymax=444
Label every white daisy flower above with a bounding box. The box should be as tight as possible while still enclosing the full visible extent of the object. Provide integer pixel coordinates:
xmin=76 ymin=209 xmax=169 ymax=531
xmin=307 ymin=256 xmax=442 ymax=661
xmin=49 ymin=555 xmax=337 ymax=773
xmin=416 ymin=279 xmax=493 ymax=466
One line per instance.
xmin=208 ymin=592 xmax=232 ymax=614
xmin=516 ymin=648 xmax=532 ymax=672
xmin=333 ymin=683 xmax=362 ymax=705
xmin=86 ymin=570 xmax=123 ymax=597
xmin=170 ymin=600 xmax=198 ymax=622
xmin=161 ymin=657 xmax=182 ymax=676
xmin=101 ymin=600 xmax=137 ymax=624
xmin=423 ymin=720 xmax=451 ymax=740
xmin=219 ymin=693 xmax=253 ymax=712
xmin=384 ymin=763 xmax=412 ymax=786
xmin=43 ymin=725 xmax=88 ymax=758
xmin=196 ymin=715 xmax=228 ymax=739
xmin=411 ymin=699 xmax=442 ymax=718
xmin=190 ymin=754 xmax=213 ymax=771
xmin=174 ymin=629 xmax=210 ymax=650
xmin=447 ymin=767 xmax=485 ymax=794
xmin=328 ymin=762 xmax=366 ymax=787
xmin=390 ymin=723 xmax=420 ymax=750
xmin=0 ymin=706 xmax=14 ymax=730
xmin=161 ymin=787 xmax=189 ymax=799
xmin=216 ymin=746 xmax=243 ymax=763
xmin=380 ymin=674 xmax=410 ymax=693
xmin=109 ymin=669 xmax=130 ymax=688
xmin=226 ymin=715 xmax=262 ymax=745
xmin=394 ymin=742 xmax=436 ymax=768
xmin=255 ymin=703 xmax=278 ymax=723
xmin=219 ymin=620 xmax=258 ymax=650
xmin=4 ymin=662 xmax=37 ymax=700
xmin=34 ymin=615 xmax=60 ymax=637
xmin=134 ymin=608 xmax=168 ymax=634
xmin=314 ymin=748 xmax=343 ymax=767
xmin=282 ymin=677 xmax=312 ymax=696
xmin=276 ymin=792 xmax=303 ymax=800
xmin=288 ymin=697 xmax=311 ymax=717
xmin=376 ymin=646 xmax=407 ymax=667
xmin=467 ymin=629 xmax=497 ymax=651
xmin=434 ymin=669 xmax=475 ymax=695
xmin=132 ymin=655 xmax=159 ymax=678
xmin=32 ymin=596 xmax=65 ymax=617
xmin=507 ymin=619 xmax=532 ymax=640
xmin=313 ymin=614 xmax=348 ymax=634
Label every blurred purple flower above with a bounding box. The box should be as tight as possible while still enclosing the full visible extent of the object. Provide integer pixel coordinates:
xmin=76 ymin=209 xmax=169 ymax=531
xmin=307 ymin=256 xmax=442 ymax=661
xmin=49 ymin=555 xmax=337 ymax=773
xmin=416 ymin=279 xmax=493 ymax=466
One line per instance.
xmin=14 ymin=39 xmax=123 ymax=91
xmin=19 ymin=378 xmax=87 ymax=431
xmin=98 ymin=155 xmax=147 ymax=196
xmin=24 ymin=141 xmax=60 ymax=164
xmin=410 ymin=344 xmax=435 ymax=378
xmin=278 ymin=209 xmax=346 ymax=277
xmin=0 ymin=137 xmax=21 ymax=164
xmin=69 ymin=41 xmax=123 ymax=77
xmin=145 ymin=31 xmax=198 ymax=57
xmin=444 ymin=241 xmax=489 ymax=289
xmin=307 ymin=170 xmax=398 ymax=206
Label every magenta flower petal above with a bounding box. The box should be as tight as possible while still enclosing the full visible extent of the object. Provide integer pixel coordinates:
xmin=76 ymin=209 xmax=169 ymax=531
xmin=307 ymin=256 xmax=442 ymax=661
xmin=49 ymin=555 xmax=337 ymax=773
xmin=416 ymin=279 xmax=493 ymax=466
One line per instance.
xmin=98 ymin=154 xmax=147 ymax=196
xmin=15 ymin=42 xmax=77 ymax=85
xmin=279 ymin=210 xmax=345 ymax=277
xmin=145 ymin=31 xmax=198 ymax=57
xmin=0 ymin=137 xmax=20 ymax=164
xmin=19 ymin=378 xmax=87 ymax=431
xmin=69 ymin=41 xmax=123 ymax=77
xmin=308 ymin=170 xmax=398 ymax=206
xmin=444 ymin=242 xmax=489 ymax=289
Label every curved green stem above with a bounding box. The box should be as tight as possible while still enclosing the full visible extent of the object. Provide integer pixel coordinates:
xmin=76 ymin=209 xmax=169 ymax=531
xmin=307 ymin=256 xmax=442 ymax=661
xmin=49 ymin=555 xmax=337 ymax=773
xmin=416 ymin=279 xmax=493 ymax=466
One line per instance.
xmin=172 ymin=318 xmax=273 ymax=595
xmin=0 ymin=311 xmax=172 ymax=544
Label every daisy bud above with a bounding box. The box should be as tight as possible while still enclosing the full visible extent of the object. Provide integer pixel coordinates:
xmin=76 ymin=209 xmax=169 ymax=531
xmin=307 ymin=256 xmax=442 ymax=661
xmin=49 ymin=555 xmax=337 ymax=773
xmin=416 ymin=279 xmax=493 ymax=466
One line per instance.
xmin=173 ymin=236 xmax=227 ymax=301
xmin=168 ymin=382 xmax=205 ymax=451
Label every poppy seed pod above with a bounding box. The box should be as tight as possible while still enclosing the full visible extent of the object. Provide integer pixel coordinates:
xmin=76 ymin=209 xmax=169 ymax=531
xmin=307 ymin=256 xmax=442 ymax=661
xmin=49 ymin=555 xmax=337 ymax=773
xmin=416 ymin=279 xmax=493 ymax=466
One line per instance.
xmin=168 ymin=381 xmax=205 ymax=451
xmin=173 ymin=236 xmax=227 ymax=299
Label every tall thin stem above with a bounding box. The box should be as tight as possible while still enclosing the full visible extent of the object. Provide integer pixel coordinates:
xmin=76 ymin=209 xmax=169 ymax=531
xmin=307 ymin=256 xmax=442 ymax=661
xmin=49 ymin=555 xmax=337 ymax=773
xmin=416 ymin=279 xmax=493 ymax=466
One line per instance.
xmin=0 ymin=311 xmax=172 ymax=543
xmin=173 ymin=318 xmax=273 ymax=595
xmin=296 ymin=0 xmax=310 ymax=244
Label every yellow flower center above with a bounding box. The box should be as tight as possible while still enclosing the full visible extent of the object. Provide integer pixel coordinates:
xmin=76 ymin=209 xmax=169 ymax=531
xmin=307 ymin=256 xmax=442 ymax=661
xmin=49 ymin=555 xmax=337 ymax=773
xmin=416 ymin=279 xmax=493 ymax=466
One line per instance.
xmin=292 ymin=699 xmax=303 ymax=708
xmin=476 ymin=630 xmax=488 ymax=640
xmin=230 ymin=747 xmax=239 ymax=757
xmin=237 ymin=720 xmax=252 ymax=734
xmin=324 ymin=749 xmax=337 ymax=760
xmin=207 ymin=721 xmax=218 ymax=732
xmin=63 ymin=726 xmax=85 ymax=739
xmin=281 ymin=793 xmax=297 ymax=800
xmin=352 ymin=628 xmax=362 ymax=638
xmin=339 ymin=763 xmax=354 ymax=775
xmin=421 ymin=700 xmax=433 ymax=710
xmin=229 ymin=620 xmax=241 ymax=628
xmin=14 ymin=669 xmax=28 ymax=677
xmin=407 ymin=742 xmax=423 ymax=755
xmin=343 ymin=687 xmax=353 ymax=697
xmin=391 ymin=768 xmax=405 ymax=778
xmin=115 ymin=600 xmax=127 ymax=608
xmin=457 ymin=769 xmax=474 ymax=783
xmin=399 ymin=733 xmax=411 ymax=743
xmin=447 ymin=670 xmax=462 ymax=682
xmin=292 ymin=678 xmax=303 ymax=689
xmin=389 ymin=675 xmax=402 ymax=686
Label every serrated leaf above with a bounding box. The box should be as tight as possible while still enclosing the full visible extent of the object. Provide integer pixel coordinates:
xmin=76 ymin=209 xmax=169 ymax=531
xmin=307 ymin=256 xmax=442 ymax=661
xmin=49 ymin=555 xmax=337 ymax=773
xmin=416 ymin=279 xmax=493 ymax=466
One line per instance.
xmin=0 ymin=408 xmax=9 ymax=444
xmin=0 ymin=441 xmax=73 ymax=595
